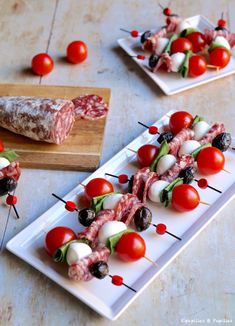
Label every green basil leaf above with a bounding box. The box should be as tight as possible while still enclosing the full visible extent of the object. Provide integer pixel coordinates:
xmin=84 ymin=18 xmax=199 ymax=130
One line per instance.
xmin=53 ymin=238 xmax=89 ymax=263
xmin=91 ymin=192 xmax=119 ymax=213
xmin=191 ymin=115 xmax=204 ymax=129
xmin=150 ymin=140 xmax=169 ymax=172
xmin=179 ymin=50 xmax=191 ymax=78
xmin=164 ymin=33 xmax=177 ymax=54
xmin=0 ymin=148 xmax=18 ymax=162
xmin=107 ymin=228 xmax=134 ymax=254
xmin=160 ymin=177 xmax=183 ymax=207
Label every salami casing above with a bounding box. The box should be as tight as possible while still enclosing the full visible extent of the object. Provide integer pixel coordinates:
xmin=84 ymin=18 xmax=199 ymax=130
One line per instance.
xmin=0 ymin=96 xmax=75 ymax=144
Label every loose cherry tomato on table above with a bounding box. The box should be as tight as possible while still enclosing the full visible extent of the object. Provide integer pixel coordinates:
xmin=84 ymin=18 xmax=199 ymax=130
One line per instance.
xmin=31 ymin=53 xmax=54 ymax=76
xmin=115 ymin=232 xmax=146 ymax=262
xmin=188 ymin=55 xmax=207 ymax=77
xmin=196 ymin=147 xmax=225 ymax=175
xmin=172 ymin=184 xmax=200 ymax=212
xmin=186 ymin=32 xmax=206 ymax=53
xmin=45 ymin=226 xmax=77 ymax=256
xmin=209 ymin=47 xmax=230 ymax=68
xmin=66 ymin=40 xmax=88 ymax=64
xmin=0 ymin=139 xmax=4 ymax=152
xmin=170 ymin=37 xmax=193 ymax=54
xmin=84 ymin=178 xmax=114 ymax=200
xmin=169 ymin=111 xmax=193 ymax=135
xmin=137 ymin=144 xmax=159 ymax=167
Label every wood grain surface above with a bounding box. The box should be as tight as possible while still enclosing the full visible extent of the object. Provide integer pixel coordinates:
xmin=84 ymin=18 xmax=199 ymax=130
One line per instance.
xmin=0 ymin=83 xmax=111 ymax=171
xmin=0 ymin=0 xmax=234 ymax=325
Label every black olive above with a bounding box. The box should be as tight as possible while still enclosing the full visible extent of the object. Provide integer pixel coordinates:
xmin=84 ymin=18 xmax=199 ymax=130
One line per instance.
xmin=212 ymin=132 xmax=232 ymax=152
xmin=178 ymin=166 xmax=195 ymax=184
xmin=78 ymin=208 xmax=96 ymax=226
xmin=0 ymin=178 xmax=17 ymax=196
xmin=157 ymin=132 xmax=174 ymax=144
xmin=90 ymin=261 xmax=109 ymax=279
xmin=134 ymin=206 xmax=152 ymax=232
xmin=140 ymin=30 xmax=152 ymax=44
xmin=128 ymin=175 xmax=134 ymax=193
xmin=149 ymin=54 xmax=159 ymax=69
xmin=215 ymin=26 xmax=228 ymax=31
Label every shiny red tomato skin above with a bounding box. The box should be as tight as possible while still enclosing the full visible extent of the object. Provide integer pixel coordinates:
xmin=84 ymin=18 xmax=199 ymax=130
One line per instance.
xmin=186 ymin=32 xmax=206 ymax=53
xmin=209 ymin=48 xmax=230 ymax=68
xmin=169 ymin=111 xmax=193 ymax=135
xmin=85 ymin=178 xmax=114 ymax=200
xmin=66 ymin=41 xmax=88 ymax=64
xmin=171 ymin=37 xmax=193 ymax=54
xmin=188 ymin=55 xmax=207 ymax=77
xmin=197 ymin=147 xmax=225 ymax=175
xmin=31 ymin=53 xmax=54 ymax=76
xmin=45 ymin=226 xmax=77 ymax=256
xmin=172 ymin=184 xmax=200 ymax=212
xmin=0 ymin=140 xmax=4 ymax=152
xmin=115 ymin=232 xmax=146 ymax=262
xmin=137 ymin=144 xmax=159 ymax=167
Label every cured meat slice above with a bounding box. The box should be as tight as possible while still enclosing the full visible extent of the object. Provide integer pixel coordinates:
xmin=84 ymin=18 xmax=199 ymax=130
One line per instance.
xmin=68 ymin=246 xmax=110 ymax=282
xmin=132 ymin=167 xmax=152 ymax=201
xmin=204 ymin=29 xmax=235 ymax=47
xmin=0 ymin=161 xmax=21 ymax=181
xmin=166 ymin=16 xmax=181 ymax=33
xmin=143 ymin=173 xmax=159 ymax=203
xmin=72 ymin=94 xmax=109 ymax=120
xmin=115 ymin=193 xmax=142 ymax=225
xmin=169 ymin=128 xmax=194 ymax=156
xmin=199 ymin=123 xmax=225 ymax=145
xmin=78 ymin=209 xmax=115 ymax=247
xmin=153 ymin=53 xmax=172 ymax=73
xmin=161 ymin=154 xmax=194 ymax=183
xmin=143 ymin=28 xmax=167 ymax=52
xmin=0 ymin=96 xmax=75 ymax=144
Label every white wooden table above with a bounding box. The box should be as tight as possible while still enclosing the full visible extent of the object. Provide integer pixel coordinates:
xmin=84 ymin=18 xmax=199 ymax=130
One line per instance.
xmin=0 ymin=0 xmax=234 ymax=325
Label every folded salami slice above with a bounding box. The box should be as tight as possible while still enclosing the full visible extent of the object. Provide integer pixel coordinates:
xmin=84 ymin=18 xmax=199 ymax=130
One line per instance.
xmin=78 ymin=209 xmax=115 ymax=247
xmin=199 ymin=123 xmax=225 ymax=145
xmin=204 ymin=29 xmax=235 ymax=47
xmin=0 ymin=161 xmax=21 ymax=181
xmin=161 ymin=154 xmax=194 ymax=183
xmin=169 ymin=128 xmax=194 ymax=156
xmin=132 ymin=167 xmax=152 ymax=201
xmin=72 ymin=94 xmax=109 ymax=120
xmin=153 ymin=53 xmax=172 ymax=73
xmin=68 ymin=246 xmax=110 ymax=282
xmin=115 ymin=193 xmax=143 ymax=225
xmin=166 ymin=16 xmax=181 ymax=33
xmin=0 ymin=96 xmax=75 ymax=144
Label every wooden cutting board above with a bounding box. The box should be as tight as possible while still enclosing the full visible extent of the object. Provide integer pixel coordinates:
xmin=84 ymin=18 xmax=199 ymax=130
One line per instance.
xmin=0 ymin=83 xmax=111 ymax=171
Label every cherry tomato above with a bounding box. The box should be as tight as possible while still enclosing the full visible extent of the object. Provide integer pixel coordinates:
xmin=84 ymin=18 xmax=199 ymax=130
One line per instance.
xmin=115 ymin=232 xmax=146 ymax=262
xmin=66 ymin=41 xmax=88 ymax=64
xmin=45 ymin=226 xmax=77 ymax=256
xmin=209 ymin=47 xmax=230 ymax=68
xmin=188 ymin=55 xmax=207 ymax=77
xmin=137 ymin=144 xmax=159 ymax=167
xmin=169 ymin=111 xmax=193 ymax=135
xmin=171 ymin=37 xmax=193 ymax=54
xmin=0 ymin=140 xmax=4 ymax=152
xmin=197 ymin=147 xmax=225 ymax=175
xmin=186 ymin=32 xmax=206 ymax=53
xmin=85 ymin=178 xmax=114 ymax=200
xmin=31 ymin=53 xmax=54 ymax=76
xmin=172 ymin=184 xmax=200 ymax=212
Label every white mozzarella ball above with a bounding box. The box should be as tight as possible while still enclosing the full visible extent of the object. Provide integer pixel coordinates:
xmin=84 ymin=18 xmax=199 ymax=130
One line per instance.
xmin=214 ymin=36 xmax=231 ymax=51
xmin=176 ymin=20 xmax=192 ymax=34
xmin=156 ymin=154 xmax=176 ymax=175
xmin=171 ymin=52 xmax=186 ymax=72
xmin=148 ymin=180 xmax=170 ymax=203
xmin=66 ymin=242 xmax=92 ymax=266
xmin=193 ymin=121 xmax=211 ymax=140
xmin=0 ymin=157 xmax=10 ymax=170
xmin=155 ymin=37 xmax=169 ymax=55
xmin=98 ymin=221 xmax=127 ymax=245
xmin=178 ymin=140 xmax=201 ymax=156
xmin=103 ymin=194 xmax=123 ymax=210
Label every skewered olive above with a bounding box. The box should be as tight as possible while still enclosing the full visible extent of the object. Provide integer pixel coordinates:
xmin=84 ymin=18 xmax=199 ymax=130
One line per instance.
xmin=157 ymin=132 xmax=174 ymax=144
xmin=90 ymin=261 xmax=109 ymax=279
xmin=128 ymin=175 xmax=134 ymax=193
xmin=140 ymin=30 xmax=152 ymax=44
xmin=178 ymin=166 xmax=195 ymax=184
xmin=0 ymin=178 xmax=17 ymax=196
xmin=149 ymin=54 xmax=159 ymax=69
xmin=134 ymin=206 xmax=152 ymax=231
xmin=78 ymin=208 xmax=96 ymax=226
xmin=212 ymin=132 xmax=231 ymax=152
xmin=215 ymin=26 xmax=228 ymax=31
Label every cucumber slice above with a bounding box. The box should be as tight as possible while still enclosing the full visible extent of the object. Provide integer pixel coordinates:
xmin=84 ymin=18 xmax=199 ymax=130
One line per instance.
xmin=191 ymin=143 xmax=211 ymax=159
xmin=91 ymin=192 xmax=119 ymax=213
xmin=150 ymin=140 xmax=169 ymax=172
xmin=191 ymin=115 xmax=204 ymax=129
xmin=165 ymin=33 xmax=178 ymax=54
xmin=160 ymin=177 xmax=183 ymax=207
xmin=179 ymin=50 xmax=191 ymax=78
xmin=107 ymin=228 xmax=134 ymax=254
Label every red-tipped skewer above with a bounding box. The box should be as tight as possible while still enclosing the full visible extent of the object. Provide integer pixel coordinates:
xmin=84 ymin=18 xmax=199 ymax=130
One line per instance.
xmin=194 ymin=178 xmax=222 ymax=194
xmin=152 ymin=223 xmax=182 ymax=241
xmin=52 ymin=193 xmax=78 ymax=212
xmin=138 ymin=121 xmax=160 ymax=135
xmin=6 ymin=194 xmax=20 ymax=219
xmin=120 ymin=28 xmax=139 ymax=37
xmin=109 ymin=274 xmax=137 ymax=292
xmin=128 ymin=54 xmax=146 ymax=60
xmin=105 ymin=173 xmax=130 ymax=184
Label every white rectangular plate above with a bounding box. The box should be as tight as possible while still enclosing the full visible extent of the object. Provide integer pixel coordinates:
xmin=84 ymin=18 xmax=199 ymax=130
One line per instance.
xmin=118 ymin=15 xmax=235 ymax=95
xmin=7 ymin=110 xmax=235 ymax=320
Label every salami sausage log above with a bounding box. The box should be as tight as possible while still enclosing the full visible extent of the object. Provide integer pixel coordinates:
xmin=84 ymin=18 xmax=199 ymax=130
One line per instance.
xmin=68 ymin=246 xmax=110 ymax=281
xmin=72 ymin=94 xmax=109 ymax=120
xmin=0 ymin=96 xmax=75 ymax=144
